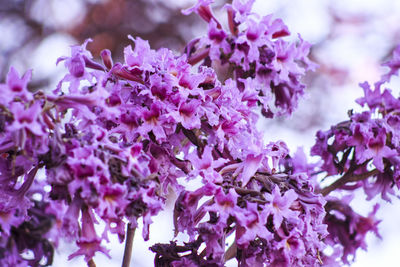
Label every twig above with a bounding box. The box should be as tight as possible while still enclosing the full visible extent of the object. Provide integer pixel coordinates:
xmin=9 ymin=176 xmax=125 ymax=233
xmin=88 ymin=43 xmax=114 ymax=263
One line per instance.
xmin=319 ymin=169 xmax=380 ymax=196
xmin=234 ymin=186 xmax=262 ymax=197
xmin=122 ymin=223 xmax=136 ymax=267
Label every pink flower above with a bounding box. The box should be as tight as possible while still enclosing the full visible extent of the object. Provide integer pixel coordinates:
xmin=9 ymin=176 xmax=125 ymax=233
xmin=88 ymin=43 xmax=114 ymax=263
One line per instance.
xmin=69 ymin=208 xmax=110 ymax=262
xmin=0 ymin=67 xmax=33 ymax=103
xmin=187 ymin=145 xmax=227 ymax=182
xmin=356 ymin=128 xmax=396 ymax=171
xmin=264 ymin=186 xmax=299 ymax=230
xmin=8 ymin=102 xmax=45 ymax=136
xmin=235 ymin=202 xmax=273 ymax=247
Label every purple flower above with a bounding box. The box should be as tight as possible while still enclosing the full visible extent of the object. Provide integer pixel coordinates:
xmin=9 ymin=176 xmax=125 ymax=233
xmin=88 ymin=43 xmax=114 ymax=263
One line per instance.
xmin=356 ymin=82 xmax=382 ymax=109
xmin=234 ymin=153 xmax=263 ymax=185
xmin=356 ymin=128 xmax=396 ymax=171
xmin=363 ymin=171 xmax=396 ymax=202
xmin=187 ymin=145 xmax=227 ymax=182
xmin=264 ymin=140 xmax=289 ymax=173
xmin=177 ymin=100 xmax=202 ymax=130
xmin=8 ymin=102 xmax=45 ymax=137
xmin=235 ymin=202 xmax=272 ymax=247
xmin=182 ymin=0 xmax=219 ymax=26
xmin=138 ymin=102 xmax=167 ymax=142
xmin=224 ymin=0 xmax=256 ymax=24
xmin=204 ymin=187 xmax=241 ymax=226
xmin=0 ymin=67 xmax=33 ymax=103
xmin=69 ymin=208 xmax=110 ymax=262
xmin=287 ymin=147 xmax=319 ymax=176
xmin=347 ymin=122 xmax=370 ymax=148
xmin=62 ymin=196 xmax=82 ymax=240
xmin=173 ymin=183 xmax=217 ymax=237
xmin=311 ymin=129 xmax=342 ymax=175
xmin=264 ymin=186 xmax=299 ymax=230
xmin=208 ymin=19 xmax=227 ymax=43
xmin=325 ymin=199 xmax=381 ymax=264
xmin=0 ymin=209 xmax=25 ymax=235
xmin=376 ymin=44 xmax=400 ymax=86
xmin=356 ymin=82 xmax=400 ymax=112
xmin=128 ymin=182 xmax=163 ymax=241
xmin=97 ymin=183 xmax=129 ymax=219
xmin=276 ymin=232 xmax=306 ymax=264
xmin=124 ymin=36 xmax=155 ymax=72
xmin=57 ymin=39 xmax=96 ymax=80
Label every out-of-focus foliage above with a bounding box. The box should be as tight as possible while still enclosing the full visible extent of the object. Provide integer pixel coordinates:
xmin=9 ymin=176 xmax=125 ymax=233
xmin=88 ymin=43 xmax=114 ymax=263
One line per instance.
xmin=0 ymin=0 xmax=209 ymax=86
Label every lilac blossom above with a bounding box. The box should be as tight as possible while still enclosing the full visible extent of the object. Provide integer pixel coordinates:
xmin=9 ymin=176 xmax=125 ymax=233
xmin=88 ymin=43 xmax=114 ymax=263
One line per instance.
xmin=264 ymin=186 xmax=299 ymax=230
xmin=1 ymin=0 xmax=398 ymax=266
xmin=184 ymin=0 xmax=315 ymax=117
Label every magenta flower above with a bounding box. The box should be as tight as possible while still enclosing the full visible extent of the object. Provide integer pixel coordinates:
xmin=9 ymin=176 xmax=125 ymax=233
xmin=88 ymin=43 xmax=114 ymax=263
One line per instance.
xmin=187 ymin=145 xmax=227 ymax=182
xmin=182 ymin=0 xmax=218 ymax=25
xmin=176 ymin=100 xmax=201 ymax=130
xmin=57 ymin=39 xmax=97 ymax=81
xmin=356 ymin=128 xmax=396 ymax=171
xmin=276 ymin=232 xmax=306 ymax=264
xmin=97 ymin=183 xmax=129 ymax=219
xmin=376 ymin=44 xmax=400 ymax=86
xmin=234 ymin=153 xmax=263 ymax=185
xmin=124 ymin=36 xmax=155 ymax=72
xmin=69 ymin=208 xmax=110 ymax=262
xmin=235 ymin=202 xmax=273 ymax=247
xmin=205 ymin=187 xmax=241 ymax=226
xmin=8 ymin=102 xmax=45 ymax=137
xmin=0 ymin=67 xmax=33 ymax=103
xmin=139 ymin=102 xmax=167 ymax=141
xmin=0 ymin=208 xmax=25 ymax=235
xmin=265 ymin=186 xmax=299 ymax=230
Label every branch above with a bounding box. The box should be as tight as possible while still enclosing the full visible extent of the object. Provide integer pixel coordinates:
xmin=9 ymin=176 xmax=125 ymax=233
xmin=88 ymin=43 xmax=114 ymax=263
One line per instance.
xmin=319 ymin=169 xmax=380 ymax=196
xmin=122 ymin=223 xmax=136 ymax=267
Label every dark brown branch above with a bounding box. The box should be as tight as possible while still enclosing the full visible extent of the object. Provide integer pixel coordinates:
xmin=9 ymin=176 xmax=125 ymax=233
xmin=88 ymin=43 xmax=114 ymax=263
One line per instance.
xmin=122 ymin=223 xmax=136 ymax=267
xmin=319 ymin=169 xmax=380 ymax=196
xmin=234 ymin=186 xmax=262 ymax=197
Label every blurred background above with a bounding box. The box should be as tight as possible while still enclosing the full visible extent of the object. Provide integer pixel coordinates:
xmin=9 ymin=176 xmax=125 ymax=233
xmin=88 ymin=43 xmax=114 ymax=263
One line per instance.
xmin=2 ymin=0 xmax=400 ymax=266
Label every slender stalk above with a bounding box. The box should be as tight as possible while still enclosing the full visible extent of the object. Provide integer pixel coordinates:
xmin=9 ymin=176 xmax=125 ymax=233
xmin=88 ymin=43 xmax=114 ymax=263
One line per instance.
xmin=320 ymin=169 xmax=380 ymax=196
xmin=188 ymin=48 xmax=210 ymax=65
xmin=224 ymin=243 xmax=237 ymax=262
xmin=234 ymin=186 xmax=262 ymax=197
xmin=122 ymin=223 xmax=136 ymax=267
xmin=88 ymin=259 xmax=96 ymax=267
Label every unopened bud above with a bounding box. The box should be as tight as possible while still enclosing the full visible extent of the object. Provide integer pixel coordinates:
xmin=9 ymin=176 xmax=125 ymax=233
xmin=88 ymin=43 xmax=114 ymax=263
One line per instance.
xmin=101 ymin=49 xmax=113 ymax=69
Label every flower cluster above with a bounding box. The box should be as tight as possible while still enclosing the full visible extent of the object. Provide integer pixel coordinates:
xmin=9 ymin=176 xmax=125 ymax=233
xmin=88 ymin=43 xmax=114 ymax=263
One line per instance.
xmin=0 ymin=0 xmax=395 ymax=266
xmin=310 ymin=46 xmax=400 ymax=263
xmin=153 ymin=162 xmax=328 ymax=266
xmin=312 ymin=46 xmax=400 ymax=199
xmin=183 ymin=0 xmax=316 ymax=117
